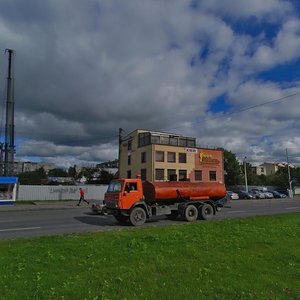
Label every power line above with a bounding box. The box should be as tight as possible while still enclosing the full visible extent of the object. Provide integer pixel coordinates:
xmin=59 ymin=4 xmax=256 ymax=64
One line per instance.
xmin=163 ymin=90 xmax=300 ymax=132
xmin=69 ymin=90 xmax=300 ymax=145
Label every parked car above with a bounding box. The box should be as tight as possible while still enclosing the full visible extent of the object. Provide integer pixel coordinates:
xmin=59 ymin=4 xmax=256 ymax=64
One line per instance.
xmin=269 ymin=190 xmax=287 ymax=198
xmin=90 ymin=202 xmax=107 ymax=215
xmin=249 ymin=190 xmax=266 ymax=199
xmin=237 ymin=190 xmax=254 ymax=199
xmin=227 ymin=191 xmax=239 ymax=200
xmin=275 ymin=189 xmax=289 ymax=196
xmin=262 ymin=191 xmax=274 ymax=199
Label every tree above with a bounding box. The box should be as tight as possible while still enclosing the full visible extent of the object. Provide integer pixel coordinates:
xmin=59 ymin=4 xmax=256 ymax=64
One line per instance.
xmin=18 ymin=167 xmax=47 ymax=185
xmin=68 ymin=165 xmax=77 ymax=178
xmin=78 ymin=167 xmax=97 ymax=182
xmin=222 ymin=149 xmax=243 ymax=186
xmin=48 ymin=168 xmax=68 ymax=177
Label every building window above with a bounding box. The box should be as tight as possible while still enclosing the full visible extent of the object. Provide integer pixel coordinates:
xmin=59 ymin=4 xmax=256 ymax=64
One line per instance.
xmin=151 ymin=135 xmax=160 ymax=144
xmin=160 ymin=136 xmax=168 ymax=145
xmin=156 ymin=151 xmax=164 ymax=162
xmin=186 ymin=138 xmax=196 ymax=147
xmin=128 ymin=155 xmax=131 ymax=165
xmin=127 ymin=170 xmax=131 ymax=178
xmin=155 ymin=169 xmax=164 ymax=180
xmin=138 ymin=133 xmax=151 ymax=147
xmin=141 ymin=152 xmax=146 ymax=163
xmin=179 ymin=170 xmax=187 ymax=181
xmin=209 ymin=171 xmax=216 ymax=181
xmin=167 ymin=152 xmax=176 ymax=163
xmin=179 ymin=153 xmax=186 ymax=163
xmin=169 ymin=137 xmax=178 ymax=146
xmin=141 ymin=169 xmax=147 ymax=181
xmin=167 ymin=169 xmax=177 ymax=181
xmin=128 ymin=140 xmax=132 ymax=151
xmin=195 ymin=170 xmax=202 ymax=181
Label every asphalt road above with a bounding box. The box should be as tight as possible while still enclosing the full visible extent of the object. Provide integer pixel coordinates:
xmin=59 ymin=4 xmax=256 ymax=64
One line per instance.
xmin=0 ymin=198 xmax=299 ymax=240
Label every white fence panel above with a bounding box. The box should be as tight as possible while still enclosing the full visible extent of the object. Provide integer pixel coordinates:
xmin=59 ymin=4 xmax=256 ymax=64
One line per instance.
xmin=17 ymin=185 xmax=108 ymax=201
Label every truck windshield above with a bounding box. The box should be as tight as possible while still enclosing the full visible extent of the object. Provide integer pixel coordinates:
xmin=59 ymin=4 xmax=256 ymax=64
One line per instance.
xmin=107 ymin=180 xmax=123 ymax=193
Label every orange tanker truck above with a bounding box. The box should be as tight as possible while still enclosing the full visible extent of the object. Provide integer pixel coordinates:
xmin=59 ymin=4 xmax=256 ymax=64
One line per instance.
xmin=104 ymin=178 xmax=227 ymax=226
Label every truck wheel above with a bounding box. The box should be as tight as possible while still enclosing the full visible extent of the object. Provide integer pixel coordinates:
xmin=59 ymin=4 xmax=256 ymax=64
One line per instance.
xmin=199 ymin=204 xmax=213 ymax=220
xmin=130 ymin=207 xmax=147 ymax=226
xmin=184 ymin=205 xmax=198 ymax=222
xmin=114 ymin=214 xmax=129 ymax=224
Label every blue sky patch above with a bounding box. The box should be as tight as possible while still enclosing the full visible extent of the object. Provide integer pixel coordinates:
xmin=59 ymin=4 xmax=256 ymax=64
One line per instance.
xmin=256 ymin=58 xmax=300 ymax=82
xmin=229 ymin=17 xmax=279 ymax=40
xmin=199 ymin=45 xmax=209 ymax=60
xmin=207 ymin=93 xmax=232 ymax=113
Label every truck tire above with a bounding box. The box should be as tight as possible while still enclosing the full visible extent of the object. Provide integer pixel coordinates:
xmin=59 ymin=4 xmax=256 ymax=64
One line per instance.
xmin=184 ymin=205 xmax=198 ymax=222
xmin=130 ymin=207 xmax=147 ymax=226
xmin=114 ymin=214 xmax=129 ymax=224
xmin=199 ymin=203 xmax=213 ymax=220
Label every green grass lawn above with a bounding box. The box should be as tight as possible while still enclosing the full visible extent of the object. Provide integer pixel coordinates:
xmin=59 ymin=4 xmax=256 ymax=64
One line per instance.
xmin=0 ymin=213 xmax=299 ymax=300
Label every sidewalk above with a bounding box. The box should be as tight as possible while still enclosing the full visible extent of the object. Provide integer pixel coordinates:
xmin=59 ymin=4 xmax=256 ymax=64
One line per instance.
xmin=0 ymin=200 xmax=96 ymax=212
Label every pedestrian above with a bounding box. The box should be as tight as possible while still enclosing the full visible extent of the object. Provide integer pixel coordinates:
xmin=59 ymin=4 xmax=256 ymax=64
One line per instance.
xmin=77 ymin=188 xmax=89 ymax=206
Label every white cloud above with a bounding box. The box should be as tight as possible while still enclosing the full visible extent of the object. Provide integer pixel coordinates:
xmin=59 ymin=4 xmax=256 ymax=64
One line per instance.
xmin=0 ymin=0 xmax=299 ymax=166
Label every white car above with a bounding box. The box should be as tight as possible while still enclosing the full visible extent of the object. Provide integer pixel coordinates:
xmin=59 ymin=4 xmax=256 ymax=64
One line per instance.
xmin=227 ymin=191 xmax=239 ymax=200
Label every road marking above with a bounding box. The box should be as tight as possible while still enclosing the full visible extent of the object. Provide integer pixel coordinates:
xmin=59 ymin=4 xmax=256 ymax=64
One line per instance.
xmin=285 ymin=207 xmax=300 ymax=210
xmin=227 ymin=210 xmax=246 ymax=214
xmin=0 ymin=226 xmax=41 ymax=232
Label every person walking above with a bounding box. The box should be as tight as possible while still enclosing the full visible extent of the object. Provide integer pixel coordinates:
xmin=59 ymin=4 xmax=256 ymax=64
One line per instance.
xmin=77 ymin=188 xmax=89 ymax=206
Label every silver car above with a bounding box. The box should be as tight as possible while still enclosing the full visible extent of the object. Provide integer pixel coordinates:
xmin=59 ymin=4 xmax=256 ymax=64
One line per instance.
xmin=263 ymin=191 xmax=274 ymax=198
xmin=250 ymin=190 xmax=265 ymax=199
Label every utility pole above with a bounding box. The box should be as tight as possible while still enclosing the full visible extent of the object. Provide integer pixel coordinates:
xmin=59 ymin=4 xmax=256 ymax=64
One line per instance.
xmin=243 ymin=156 xmax=248 ymax=192
xmin=118 ymin=128 xmax=123 ymax=176
xmin=4 ymin=49 xmax=15 ymax=176
xmin=0 ymin=143 xmax=4 ymax=175
xmin=286 ymin=148 xmax=293 ymax=198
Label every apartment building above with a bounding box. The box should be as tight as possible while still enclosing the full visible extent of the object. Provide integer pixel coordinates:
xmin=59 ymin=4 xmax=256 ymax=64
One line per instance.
xmin=119 ymin=129 xmax=224 ymax=183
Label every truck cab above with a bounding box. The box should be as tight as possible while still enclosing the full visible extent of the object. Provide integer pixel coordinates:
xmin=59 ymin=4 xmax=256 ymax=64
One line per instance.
xmin=105 ymin=178 xmax=144 ymax=211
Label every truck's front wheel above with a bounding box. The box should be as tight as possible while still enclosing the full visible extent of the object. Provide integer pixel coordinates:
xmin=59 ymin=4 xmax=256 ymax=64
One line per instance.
xmin=130 ymin=207 xmax=147 ymax=226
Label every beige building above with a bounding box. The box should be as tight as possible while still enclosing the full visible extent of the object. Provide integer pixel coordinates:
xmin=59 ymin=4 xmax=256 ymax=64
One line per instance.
xmin=255 ymin=162 xmax=295 ymax=176
xmin=119 ymin=129 xmax=224 ymax=183
xmin=13 ymin=161 xmax=55 ymax=174
xmin=255 ymin=163 xmax=278 ymax=176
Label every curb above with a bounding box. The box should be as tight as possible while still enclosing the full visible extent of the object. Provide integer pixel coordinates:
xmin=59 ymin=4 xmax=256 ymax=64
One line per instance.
xmin=0 ymin=203 xmax=91 ymax=212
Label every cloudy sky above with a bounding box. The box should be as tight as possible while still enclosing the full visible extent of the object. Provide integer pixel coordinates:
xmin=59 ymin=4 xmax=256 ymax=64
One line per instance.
xmin=0 ymin=0 xmax=300 ymax=167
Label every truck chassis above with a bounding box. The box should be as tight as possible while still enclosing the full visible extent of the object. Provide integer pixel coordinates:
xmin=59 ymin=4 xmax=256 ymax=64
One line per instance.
xmin=109 ymin=198 xmax=221 ymax=226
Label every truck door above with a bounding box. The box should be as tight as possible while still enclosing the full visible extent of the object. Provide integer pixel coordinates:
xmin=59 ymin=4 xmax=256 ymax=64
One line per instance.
xmin=122 ymin=181 xmax=140 ymax=209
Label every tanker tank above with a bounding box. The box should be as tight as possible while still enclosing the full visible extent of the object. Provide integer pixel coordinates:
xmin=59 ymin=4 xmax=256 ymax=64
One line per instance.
xmin=142 ymin=181 xmax=226 ymax=204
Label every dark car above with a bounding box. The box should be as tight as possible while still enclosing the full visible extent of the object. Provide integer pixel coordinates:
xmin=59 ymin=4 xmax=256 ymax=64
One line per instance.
xmin=269 ymin=191 xmax=286 ymax=198
xmin=238 ymin=190 xmax=254 ymax=199
xmin=275 ymin=189 xmax=289 ymax=196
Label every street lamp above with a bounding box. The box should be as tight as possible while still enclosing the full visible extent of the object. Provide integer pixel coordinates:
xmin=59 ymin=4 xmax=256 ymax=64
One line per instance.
xmin=243 ymin=156 xmax=248 ymax=193
xmin=286 ymin=148 xmax=293 ymax=198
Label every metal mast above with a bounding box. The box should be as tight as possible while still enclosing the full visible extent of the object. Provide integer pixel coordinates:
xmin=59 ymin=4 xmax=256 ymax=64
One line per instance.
xmin=4 ymin=49 xmax=15 ymax=176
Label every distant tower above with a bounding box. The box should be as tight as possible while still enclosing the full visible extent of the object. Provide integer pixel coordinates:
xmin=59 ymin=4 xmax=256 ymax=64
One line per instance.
xmin=4 ymin=49 xmax=15 ymax=176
